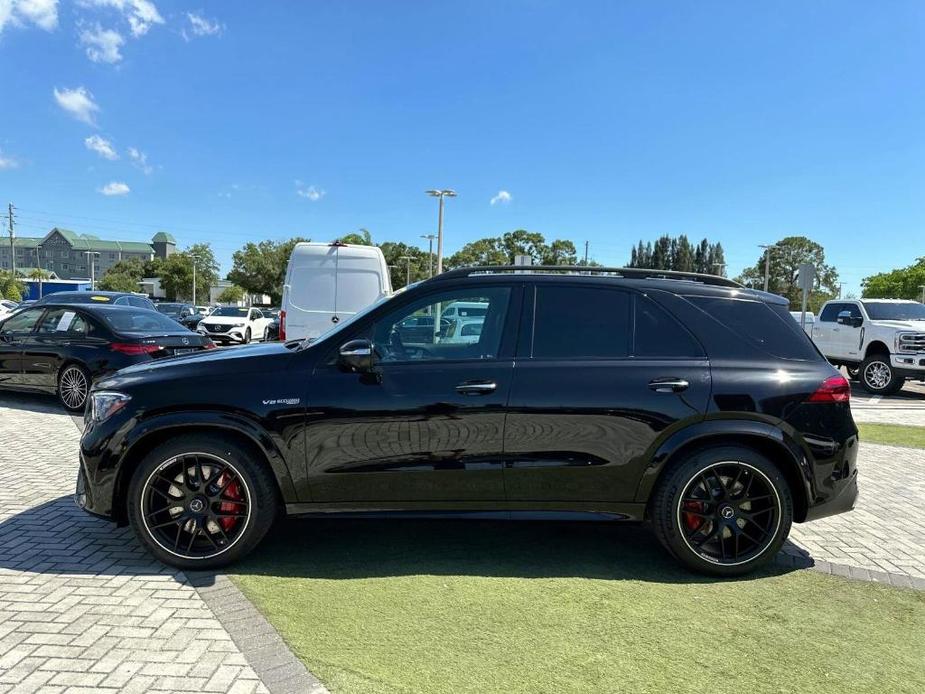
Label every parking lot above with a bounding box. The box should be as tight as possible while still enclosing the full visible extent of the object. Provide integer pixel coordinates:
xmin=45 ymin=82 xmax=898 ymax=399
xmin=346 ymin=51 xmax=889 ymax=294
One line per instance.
xmin=1 ymin=382 xmax=924 ymax=692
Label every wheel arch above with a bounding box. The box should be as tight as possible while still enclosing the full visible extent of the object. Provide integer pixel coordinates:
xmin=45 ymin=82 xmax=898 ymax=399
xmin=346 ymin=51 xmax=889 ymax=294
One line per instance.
xmin=636 ymin=421 xmax=810 ymax=523
xmin=864 ymin=340 xmax=891 ymax=358
xmin=110 ymin=417 xmax=295 ymax=525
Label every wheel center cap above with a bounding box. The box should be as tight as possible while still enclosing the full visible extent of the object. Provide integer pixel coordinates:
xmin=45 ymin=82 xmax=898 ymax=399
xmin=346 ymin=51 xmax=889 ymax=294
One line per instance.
xmin=720 ymin=505 xmax=735 ymax=520
xmin=188 ymin=498 xmax=206 ymax=513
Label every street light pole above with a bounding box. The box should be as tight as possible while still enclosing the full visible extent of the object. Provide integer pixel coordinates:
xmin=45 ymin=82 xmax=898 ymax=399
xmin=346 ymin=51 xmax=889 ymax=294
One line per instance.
xmin=920 ymin=285 xmax=925 ymax=304
xmin=426 ymin=189 xmax=456 ymax=275
xmin=758 ymin=244 xmax=777 ymax=292
xmin=84 ymin=251 xmax=100 ymax=290
xmin=399 ymin=255 xmax=413 ymax=287
xmin=190 ymin=254 xmax=202 ymax=305
xmin=420 ymin=234 xmax=436 ymax=277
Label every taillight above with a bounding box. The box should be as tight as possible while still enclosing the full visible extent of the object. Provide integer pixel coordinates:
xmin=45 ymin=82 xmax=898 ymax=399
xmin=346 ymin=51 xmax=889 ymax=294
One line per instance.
xmin=279 ymin=310 xmax=286 ymax=341
xmin=110 ymin=343 xmax=161 ymax=355
xmin=807 ymin=375 xmax=851 ymax=403
xmin=203 ymin=340 xmax=217 ymax=350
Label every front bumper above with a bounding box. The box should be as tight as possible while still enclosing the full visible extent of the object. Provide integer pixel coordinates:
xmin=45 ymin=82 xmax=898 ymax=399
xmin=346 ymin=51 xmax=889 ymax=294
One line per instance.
xmin=198 ymin=326 xmax=248 ymax=343
xmin=891 ymin=353 xmax=925 ymax=377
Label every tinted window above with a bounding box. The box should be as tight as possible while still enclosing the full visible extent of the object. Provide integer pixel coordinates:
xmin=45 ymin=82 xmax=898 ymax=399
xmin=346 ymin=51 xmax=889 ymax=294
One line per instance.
xmin=532 ymin=286 xmax=629 ymax=359
xmin=820 ymin=303 xmax=860 ymax=322
xmin=690 ymin=297 xmax=818 ymax=360
xmin=1 ymin=308 xmax=44 ymax=332
xmin=36 ymin=309 xmax=90 ymax=335
xmin=634 ymin=295 xmax=703 ymax=358
xmin=212 ymin=306 xmax=249 ymax=317
xmin=102 ymin=310 xmax=184 ymax=334
xmin=862 ymin=302 xmax=925 ymax=321
xmin=374 ymin=287 xmax=511 ymax=362
xmin=127 ymin=296 xmax=153 ymax=309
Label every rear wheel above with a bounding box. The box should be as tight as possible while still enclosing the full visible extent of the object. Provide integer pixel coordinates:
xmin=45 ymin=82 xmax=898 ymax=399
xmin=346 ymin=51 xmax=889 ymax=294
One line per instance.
xmin=845 ymin=366 xmax=860 ymax=381
xmin=58 ymin=363 xmax=90 ymax=412
xmin=651 ymin=446 xmax=793 ymax=576
xmin=127 ymin=434 xmax=279 ymax=570
xmin=860 ymin=354 xmax=903 ymax=395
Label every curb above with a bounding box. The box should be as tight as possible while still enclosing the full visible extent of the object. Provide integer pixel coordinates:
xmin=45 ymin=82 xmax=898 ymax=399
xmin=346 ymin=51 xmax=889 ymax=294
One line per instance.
xmin=187 ymin=571 xmax=330 ymax=694
xmin=774 ymin=550 xmax=925 ymax=590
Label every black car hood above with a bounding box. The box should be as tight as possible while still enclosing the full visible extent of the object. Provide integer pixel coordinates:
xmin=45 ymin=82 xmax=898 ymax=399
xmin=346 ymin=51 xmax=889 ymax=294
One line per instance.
xmin=97 ymin=343 xmax=295 ymax=389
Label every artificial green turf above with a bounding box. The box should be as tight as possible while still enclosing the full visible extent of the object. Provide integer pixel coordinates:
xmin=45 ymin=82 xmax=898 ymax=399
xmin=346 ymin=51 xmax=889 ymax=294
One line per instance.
xmin=231 ymin=519 xmax=925 ymax=694
xmin=858 ymin=422 xmax=925 ymax=449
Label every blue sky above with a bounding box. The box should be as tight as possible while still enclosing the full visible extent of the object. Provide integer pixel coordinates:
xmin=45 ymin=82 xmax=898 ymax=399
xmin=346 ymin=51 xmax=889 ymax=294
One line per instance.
xmin=1 ymin=1 xmax=923 ymax=295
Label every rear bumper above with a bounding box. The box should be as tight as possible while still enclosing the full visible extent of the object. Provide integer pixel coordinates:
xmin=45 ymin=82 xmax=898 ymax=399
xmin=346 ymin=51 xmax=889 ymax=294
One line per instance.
xmin=802 ymin=433 xmax=859 ymax=522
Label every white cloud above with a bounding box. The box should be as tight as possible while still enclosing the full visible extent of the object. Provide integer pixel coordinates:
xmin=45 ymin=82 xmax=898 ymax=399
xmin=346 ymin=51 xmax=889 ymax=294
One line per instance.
xmin=490 ymin=190 xmax=512 ymax=205
xmin=98 ymin=181 xmax=130 ymax=196
xmin=53 ymin=86 xmax=100 ymax=126
xmin=182 ymin=11 xmax=222 ymax=40
xmin=127 ymin=146 xmax=152 ymax=174
xmin=0 ymin=0 xmax=59 ymax=34
xmin=78 ymin=0 xmax=163 ymax=38
xmin=79 ymin=22 xmax=123 ymax=63
xmin=0 ymin=150 xmax=20 ymax=170
xmin=84 ymin=134 xmax=118 ymax=160
xmin=295 ymin=181 xmax=325 ymax=201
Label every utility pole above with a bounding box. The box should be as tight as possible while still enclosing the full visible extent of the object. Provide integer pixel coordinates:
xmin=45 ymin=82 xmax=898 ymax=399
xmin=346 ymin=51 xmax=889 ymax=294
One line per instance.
xmin=34 ymin=248 xmax=44 ymax=298
xmin=426 ymin=189 xmax=456 ymax=275
xmin=420 ymin=234 xmax=436 ymax=277
xmin=838 ymin=282 xmax=847 ymax=299
xmin=758 ymin=244 xmax=776 ymax=292
xmin=400 ymin=255 xmax=413 ymax=287
xmin=583 ymin=240 xmax=589 ymax=265
xmin=84 ymin=251 xmax=100 ymax=290
xmin=7 ymin=203 xmax=15 ymax=277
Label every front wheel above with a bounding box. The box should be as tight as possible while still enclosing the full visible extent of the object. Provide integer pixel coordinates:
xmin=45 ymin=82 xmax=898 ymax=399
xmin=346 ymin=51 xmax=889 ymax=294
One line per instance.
xmin=58 ymin=363 xmax=91 ymax=412
xmin=860 ymin=354 xmax=903 ymax=395
xmin=651 ymin=446 xmax=793 ymax=576
xmin=244 ymin=328 xmax=251 ymax=344
xmin=846 ymin=366 xmax=860 ymax=381
xmin=127 ymin=434 xmax=279 ymax=570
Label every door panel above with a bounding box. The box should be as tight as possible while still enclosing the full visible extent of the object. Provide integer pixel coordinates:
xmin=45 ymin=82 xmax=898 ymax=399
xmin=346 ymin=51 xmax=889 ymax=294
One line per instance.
xmin=304 ymin=361 xmax=512 ymax=503
xmin=504 ymin=359 xmax=710 ymax=502
xmin=0 ymin=309 xmax=46 ymax=387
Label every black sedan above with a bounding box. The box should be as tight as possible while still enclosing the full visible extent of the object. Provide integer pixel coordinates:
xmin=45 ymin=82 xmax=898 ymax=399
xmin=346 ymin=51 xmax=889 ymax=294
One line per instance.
xmin=0 ymin=303 xmax=214 ymax=412
xmin=31 ymin=291 xmax=157 ymax=311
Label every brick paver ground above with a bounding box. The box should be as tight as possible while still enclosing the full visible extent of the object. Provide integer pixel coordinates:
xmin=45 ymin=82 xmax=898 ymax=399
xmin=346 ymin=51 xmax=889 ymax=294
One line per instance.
xmin=0 ymin=396 xmax=278 ymax=694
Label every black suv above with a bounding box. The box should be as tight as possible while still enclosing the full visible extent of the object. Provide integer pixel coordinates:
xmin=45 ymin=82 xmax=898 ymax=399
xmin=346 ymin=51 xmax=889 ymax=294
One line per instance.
xmin=77 ymin=267 xmax=858 ymax=576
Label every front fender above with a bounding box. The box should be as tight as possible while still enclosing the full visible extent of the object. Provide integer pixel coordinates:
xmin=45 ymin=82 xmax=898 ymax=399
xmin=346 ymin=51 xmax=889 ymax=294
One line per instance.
xmin=633 ymin=414 xmax=812 ymax=514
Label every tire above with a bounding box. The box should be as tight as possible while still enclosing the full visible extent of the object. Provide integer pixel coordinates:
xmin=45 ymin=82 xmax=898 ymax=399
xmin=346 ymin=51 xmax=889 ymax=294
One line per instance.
xmin=650 ymin=445 xmax=793 ymax=576
xmin=127 ymin=434 xmax=280 ymax=570
xmin=244 ymin=328 xmax=251 ymax=344
xmin=846 ymin=366 xmax=860 ymax=381
xmin=860 ymin=354 xmax=903 ymax=395
xmin=58 ymin=363 xmax=91 ymax=412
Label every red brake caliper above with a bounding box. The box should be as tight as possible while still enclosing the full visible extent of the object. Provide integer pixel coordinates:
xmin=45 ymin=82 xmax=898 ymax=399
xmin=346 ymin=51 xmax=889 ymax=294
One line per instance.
xmin=682 ymin=501 xmax=704 ymax=531
xmin=217 ymin=475 xmax=244 ymax=532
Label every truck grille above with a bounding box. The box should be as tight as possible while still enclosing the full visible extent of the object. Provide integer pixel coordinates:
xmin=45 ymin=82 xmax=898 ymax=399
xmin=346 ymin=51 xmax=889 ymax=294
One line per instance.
xmin=897 ymin=333 xmax=925 ymax=353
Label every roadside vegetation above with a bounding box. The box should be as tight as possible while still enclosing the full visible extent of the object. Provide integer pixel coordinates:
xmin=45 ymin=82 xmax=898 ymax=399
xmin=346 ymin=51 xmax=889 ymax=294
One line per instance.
xmin=232 ymin=519 xmax=925 ymax=694
xmin=858 ymin=422 xmax=925 ymax=448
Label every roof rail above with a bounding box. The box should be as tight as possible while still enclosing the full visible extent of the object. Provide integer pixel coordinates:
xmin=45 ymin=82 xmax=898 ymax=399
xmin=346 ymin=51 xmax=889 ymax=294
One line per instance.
xmin=431 ymin=265 xmax=743 ymax=288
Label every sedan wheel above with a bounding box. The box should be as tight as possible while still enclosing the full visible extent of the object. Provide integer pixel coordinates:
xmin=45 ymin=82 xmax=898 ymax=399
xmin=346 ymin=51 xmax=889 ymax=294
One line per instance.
xmin=58 ymin=365 xmax=90 ymax=412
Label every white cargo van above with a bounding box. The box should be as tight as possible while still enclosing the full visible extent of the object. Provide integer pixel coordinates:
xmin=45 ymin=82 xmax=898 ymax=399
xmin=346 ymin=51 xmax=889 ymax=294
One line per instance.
xmin=280 ymin=242 xmax=392 ymax=341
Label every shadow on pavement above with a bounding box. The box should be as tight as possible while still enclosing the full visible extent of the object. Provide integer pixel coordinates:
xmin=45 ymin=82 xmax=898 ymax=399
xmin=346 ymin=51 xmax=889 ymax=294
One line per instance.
xmin=0 ymin=497 xmax=811 ymax=588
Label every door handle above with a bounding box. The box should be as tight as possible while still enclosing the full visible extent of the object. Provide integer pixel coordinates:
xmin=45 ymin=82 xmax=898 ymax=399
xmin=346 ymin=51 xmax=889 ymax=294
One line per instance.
xmin=648 ymin=378 xmax=689 ymax=393
xmin=455 ymin=380 xmax=497 ymax=395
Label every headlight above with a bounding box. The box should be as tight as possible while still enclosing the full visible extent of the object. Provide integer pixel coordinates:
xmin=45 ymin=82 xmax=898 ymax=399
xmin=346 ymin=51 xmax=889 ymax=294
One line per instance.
xmin=90 ymin=391 xmax=131 ymax=423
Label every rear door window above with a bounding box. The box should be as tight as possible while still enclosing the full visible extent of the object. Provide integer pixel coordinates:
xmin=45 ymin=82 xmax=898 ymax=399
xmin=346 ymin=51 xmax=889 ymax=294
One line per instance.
xmin=690 ymin=296 xmax=818 ymax=360
xmin=633 ymin=295 xmax=704 ymax=358
xmin=531 ymin=285 xmax=630 ymax=359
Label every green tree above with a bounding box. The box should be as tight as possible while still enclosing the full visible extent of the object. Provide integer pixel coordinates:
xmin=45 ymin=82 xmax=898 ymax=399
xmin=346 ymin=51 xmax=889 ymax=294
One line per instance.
xmin=542 ymin=239 xmax=578 ymax=265
xmin=379 ymin=241 xmax=431 ymax=289
xmin=338 ymin=228 xmax=373 ymax=245
xmin=228 ymin=237 xmax=309 ymax=304
xmin=861 ymin=258 xmax=925 ymax=299
xmin=0 ymin=271 xmax=25 ymax=301
xmin=217 ymin=285 xmax=246 ymax=303
xmin=735 ymin=236 xmax=839 ymax=312
xmin=98 ymin=257 xmax=149 ymax=293
xmin=628 ymin=235 xmax=722 ymax=274
xmin=446 ymin=238 xmax=508 ymax=268
xmin=158 ymin=244 xmax=219 ymax=301
xmin=446 ymin=230 xmax=590 ymax=269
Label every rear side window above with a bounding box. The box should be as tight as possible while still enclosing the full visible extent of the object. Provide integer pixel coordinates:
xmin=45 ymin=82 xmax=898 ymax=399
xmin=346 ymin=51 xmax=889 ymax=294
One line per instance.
xmin=690 ymin=296 xmax=818 ymax=360
xmin=532 ymin=286 xmax=630 ymax=359
xmin=634 ymin=295 xmax=703 ymax=358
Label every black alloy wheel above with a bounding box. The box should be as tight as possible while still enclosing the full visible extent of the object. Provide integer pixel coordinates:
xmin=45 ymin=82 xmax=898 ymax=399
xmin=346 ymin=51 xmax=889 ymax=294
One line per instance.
xmin=128 ymin=435 xmax=278 ymax=569
xmin=651 ymin=446 xmax=792 ymax=576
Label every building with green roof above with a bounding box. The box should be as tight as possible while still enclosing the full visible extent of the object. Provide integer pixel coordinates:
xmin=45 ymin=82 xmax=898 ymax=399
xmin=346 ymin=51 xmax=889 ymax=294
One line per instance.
xmin=0 ymin=228 xmax=176 ymax=280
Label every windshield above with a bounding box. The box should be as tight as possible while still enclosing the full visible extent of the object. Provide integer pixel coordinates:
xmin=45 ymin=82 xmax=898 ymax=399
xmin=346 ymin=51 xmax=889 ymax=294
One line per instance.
xmin=862 ymin=302 xmax=925 ymax=321
xmin=211 ymin=306 xmax=249 ymax=317
xmin=298 ymin=292 xmax=396 ymax=349
xmin=103 ymin=310 xmax=187 ymax=334
xmin=156 ymin=304 xmax=185 ymax=316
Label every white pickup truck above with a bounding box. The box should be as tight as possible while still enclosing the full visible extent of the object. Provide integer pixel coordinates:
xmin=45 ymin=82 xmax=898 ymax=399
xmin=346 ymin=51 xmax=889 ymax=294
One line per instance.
xmin=811 ymin=299 xmax=925 ymax=394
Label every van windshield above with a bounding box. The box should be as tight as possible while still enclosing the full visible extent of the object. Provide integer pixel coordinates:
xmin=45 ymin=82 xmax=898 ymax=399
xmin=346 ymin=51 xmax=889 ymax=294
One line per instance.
xmin=298 ymin=292 xmax=396 ymax=349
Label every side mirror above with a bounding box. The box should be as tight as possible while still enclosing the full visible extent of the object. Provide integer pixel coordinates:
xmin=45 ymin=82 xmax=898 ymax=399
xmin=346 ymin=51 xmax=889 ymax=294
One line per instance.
xmin=338 ymin=339 xmax=373 ymax=373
